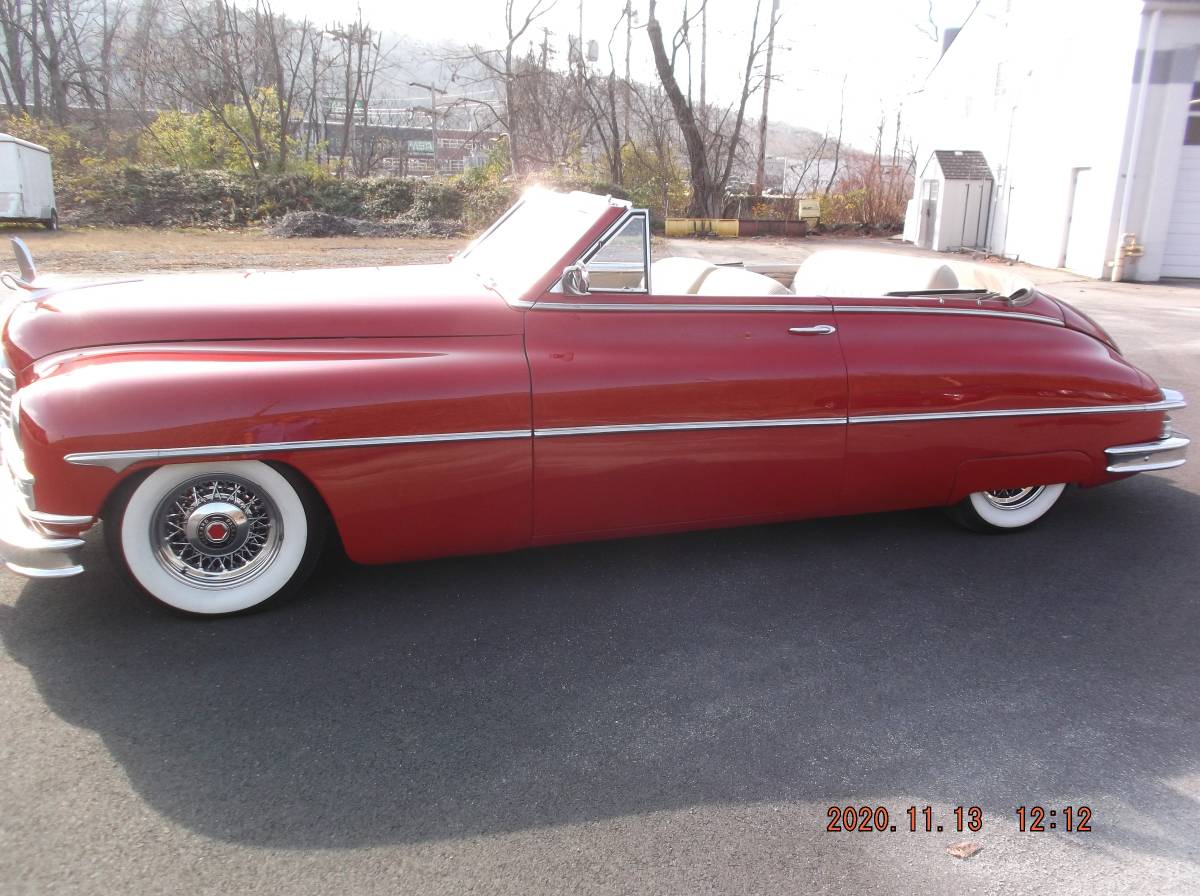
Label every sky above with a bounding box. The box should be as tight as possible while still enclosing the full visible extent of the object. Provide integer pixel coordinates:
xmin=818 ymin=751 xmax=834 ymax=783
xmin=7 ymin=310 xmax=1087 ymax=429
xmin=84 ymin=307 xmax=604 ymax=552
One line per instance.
xmin=272 ymin=0 xmax=982 ymax=151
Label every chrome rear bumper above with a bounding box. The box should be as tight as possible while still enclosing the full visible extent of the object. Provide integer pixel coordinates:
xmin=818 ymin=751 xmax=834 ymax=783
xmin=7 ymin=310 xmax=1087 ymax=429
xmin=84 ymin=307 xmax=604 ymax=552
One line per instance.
xmin=1106 ymin=433 xmax=1190 ymax=473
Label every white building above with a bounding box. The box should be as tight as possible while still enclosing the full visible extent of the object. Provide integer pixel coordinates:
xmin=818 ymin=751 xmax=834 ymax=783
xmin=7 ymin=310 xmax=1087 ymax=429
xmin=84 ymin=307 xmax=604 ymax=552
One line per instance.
xmin=903 ymin=0 xmax=1200 ymax=281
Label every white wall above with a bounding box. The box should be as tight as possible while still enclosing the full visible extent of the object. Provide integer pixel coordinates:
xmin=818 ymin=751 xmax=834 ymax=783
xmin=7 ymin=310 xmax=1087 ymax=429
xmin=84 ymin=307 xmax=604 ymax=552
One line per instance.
xmin=1121 ymin=10 xmax=1200 ymax=281
xmin=906 ymin=0 xmax=1153 ymax=278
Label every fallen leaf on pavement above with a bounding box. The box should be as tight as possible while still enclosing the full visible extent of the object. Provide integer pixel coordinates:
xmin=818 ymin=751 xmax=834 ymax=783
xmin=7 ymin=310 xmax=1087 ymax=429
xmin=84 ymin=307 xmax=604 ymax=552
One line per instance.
xmin=946 ymin=840 xmax=983 ymax=859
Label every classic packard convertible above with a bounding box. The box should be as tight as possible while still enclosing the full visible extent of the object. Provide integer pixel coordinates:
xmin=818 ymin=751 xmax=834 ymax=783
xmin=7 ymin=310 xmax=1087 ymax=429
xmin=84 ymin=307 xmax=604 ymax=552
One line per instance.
xmin=0 ymin=189 xmax=1188 ymax=614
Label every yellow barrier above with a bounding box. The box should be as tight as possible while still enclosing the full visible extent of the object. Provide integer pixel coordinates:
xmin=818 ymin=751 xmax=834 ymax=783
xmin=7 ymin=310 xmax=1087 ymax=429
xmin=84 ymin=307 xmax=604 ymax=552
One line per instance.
xmin=664 ymin=218 xmax=740 ymax=237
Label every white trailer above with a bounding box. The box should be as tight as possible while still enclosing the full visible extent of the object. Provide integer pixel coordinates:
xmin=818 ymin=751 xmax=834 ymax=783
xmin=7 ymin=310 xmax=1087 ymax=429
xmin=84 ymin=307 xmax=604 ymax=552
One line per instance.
xmin=0 ymin=134 xmax=57 ymax=230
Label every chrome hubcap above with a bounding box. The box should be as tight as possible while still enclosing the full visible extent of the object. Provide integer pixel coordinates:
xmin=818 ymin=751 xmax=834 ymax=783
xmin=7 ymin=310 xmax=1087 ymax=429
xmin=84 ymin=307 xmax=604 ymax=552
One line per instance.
xmin=152 ymin=476 xmax=282 ymax=588
xmin=981 ymin=485 xmax=1045 ymax=511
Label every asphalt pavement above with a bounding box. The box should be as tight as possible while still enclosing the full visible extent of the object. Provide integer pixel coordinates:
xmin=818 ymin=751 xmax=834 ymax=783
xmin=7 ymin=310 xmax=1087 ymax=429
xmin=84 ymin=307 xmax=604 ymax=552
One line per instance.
xmin=1 ymin=250 xmax=1198 ymax=895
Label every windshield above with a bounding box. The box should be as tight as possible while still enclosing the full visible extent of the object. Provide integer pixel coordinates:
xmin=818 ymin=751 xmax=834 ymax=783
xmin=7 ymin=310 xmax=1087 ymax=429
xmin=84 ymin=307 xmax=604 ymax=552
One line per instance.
xmin=454 ymin=189 xmax=620 ymax=301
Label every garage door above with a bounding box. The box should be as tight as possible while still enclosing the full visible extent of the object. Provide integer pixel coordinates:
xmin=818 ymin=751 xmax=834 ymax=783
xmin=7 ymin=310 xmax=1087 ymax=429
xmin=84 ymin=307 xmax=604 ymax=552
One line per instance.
xmin=1162 ymin=80 xmax=1200 ymax=278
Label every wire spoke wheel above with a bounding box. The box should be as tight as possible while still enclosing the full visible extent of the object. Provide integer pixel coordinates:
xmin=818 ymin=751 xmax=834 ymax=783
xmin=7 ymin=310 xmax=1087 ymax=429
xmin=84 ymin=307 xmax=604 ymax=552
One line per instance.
xmin=113 ymin=461 xmax=323 ymax=615
xmin=952 ymin=482 xmax=1067 ymax=532
xmin=980 ymin=485 xmax=1046 ymax=511
xmin=151 ymin=474 xmax=284 ymax=589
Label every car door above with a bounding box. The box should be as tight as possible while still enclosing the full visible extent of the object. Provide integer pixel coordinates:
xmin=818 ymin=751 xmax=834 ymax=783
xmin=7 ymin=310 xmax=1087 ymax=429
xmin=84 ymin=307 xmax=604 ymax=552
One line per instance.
xmin=525 ymin=210 xmax=848 ymax=540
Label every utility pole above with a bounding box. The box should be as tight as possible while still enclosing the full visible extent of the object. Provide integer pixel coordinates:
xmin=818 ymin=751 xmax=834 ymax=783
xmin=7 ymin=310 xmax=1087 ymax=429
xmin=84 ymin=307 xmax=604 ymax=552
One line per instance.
xmin=699 ymin=1 xmax=707 ymax=111
xmin=754 ymin=0 xmax=781 ymax=196
xmin=410 ymin=81 xmax=445 ymax=175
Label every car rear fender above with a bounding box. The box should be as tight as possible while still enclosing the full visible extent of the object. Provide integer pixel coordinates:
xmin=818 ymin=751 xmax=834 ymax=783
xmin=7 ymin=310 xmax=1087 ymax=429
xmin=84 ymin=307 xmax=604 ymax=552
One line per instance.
xmin=948 ymin=450 xmax=1097 ymax=504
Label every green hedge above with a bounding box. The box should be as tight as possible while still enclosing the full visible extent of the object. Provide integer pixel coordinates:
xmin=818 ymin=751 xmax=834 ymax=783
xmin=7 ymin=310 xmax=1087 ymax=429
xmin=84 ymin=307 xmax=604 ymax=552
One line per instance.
xmin=60 ymin=166 xmax=424 ymax=228
xmin=57 ymin=163 xmax=632 ymax=232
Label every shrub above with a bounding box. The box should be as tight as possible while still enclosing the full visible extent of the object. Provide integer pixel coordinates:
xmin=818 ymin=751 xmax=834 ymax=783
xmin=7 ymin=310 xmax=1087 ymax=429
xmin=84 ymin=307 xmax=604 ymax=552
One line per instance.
xmin=361 ymin=179 xmax=416 ymax=219
xmin=137 ymin=91 xmax=284 ymax=174
xmin=620 ymin=144 xmax=689 ymax=226
xmin=409 ymin=181 xmax=463 ymax=220
xmin=818 ymin=158 xmax=912 ymax=231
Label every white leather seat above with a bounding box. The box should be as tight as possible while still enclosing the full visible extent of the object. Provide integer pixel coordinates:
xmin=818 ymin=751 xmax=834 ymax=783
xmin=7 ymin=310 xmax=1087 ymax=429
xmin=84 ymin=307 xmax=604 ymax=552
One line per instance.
xmin=695 ymin=266 xmax=792 ymax=297
xmin=649 ymin=256 xmax=718 ymax=295
xmin=790 ymin=249 xmax=959 ymax=296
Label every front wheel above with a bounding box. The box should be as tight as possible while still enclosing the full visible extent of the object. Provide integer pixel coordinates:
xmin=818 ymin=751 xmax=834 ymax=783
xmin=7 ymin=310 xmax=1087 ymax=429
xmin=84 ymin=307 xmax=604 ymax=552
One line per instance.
xmin=107 ymin=461 xmax=325 ymax=615
xmin=948 ymin=483 xmax=1067 ymax=533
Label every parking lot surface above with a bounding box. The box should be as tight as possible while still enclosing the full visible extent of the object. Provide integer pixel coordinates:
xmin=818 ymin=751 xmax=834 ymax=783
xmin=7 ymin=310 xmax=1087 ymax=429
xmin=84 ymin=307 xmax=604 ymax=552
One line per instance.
xmin=2 ymin=238 xmax=1198 ymax=895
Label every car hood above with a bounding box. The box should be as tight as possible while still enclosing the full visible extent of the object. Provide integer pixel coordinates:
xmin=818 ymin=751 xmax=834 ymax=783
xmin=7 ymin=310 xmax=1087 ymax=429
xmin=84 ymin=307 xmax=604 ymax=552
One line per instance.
xmin=2 ymin=263 xmax=521 ymax=369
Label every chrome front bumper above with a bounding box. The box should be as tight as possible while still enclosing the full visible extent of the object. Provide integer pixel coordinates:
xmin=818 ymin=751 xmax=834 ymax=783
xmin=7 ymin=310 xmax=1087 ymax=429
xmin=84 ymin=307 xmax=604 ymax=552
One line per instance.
xmin=1106 ymin=433 xmax=1190 ymax=473
xmin=0 ymin=462 xmax=88 ymax=579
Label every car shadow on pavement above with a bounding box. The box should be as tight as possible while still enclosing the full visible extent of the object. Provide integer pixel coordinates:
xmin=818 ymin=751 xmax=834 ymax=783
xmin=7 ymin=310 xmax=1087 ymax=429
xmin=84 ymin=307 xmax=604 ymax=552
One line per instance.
xmin=1 ymin=476 xmax=1198 ymax=860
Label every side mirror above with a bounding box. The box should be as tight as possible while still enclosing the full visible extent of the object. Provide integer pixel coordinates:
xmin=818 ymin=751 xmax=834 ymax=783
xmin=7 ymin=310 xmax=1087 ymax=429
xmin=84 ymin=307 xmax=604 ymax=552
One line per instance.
xmin=561 ymin=263 xmax=590 ymax=296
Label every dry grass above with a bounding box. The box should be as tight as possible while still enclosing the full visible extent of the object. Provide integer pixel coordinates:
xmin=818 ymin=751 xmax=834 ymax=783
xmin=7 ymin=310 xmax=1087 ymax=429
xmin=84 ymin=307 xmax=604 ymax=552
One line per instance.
xmin=1 ymin=225 xmax=466 ymax=276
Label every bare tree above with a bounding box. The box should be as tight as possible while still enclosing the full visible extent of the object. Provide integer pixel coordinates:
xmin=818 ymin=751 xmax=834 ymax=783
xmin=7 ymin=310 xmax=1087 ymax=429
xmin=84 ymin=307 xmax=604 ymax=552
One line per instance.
xmin=257 ymin=1 xmax=313 ymax=173
xmin=752 ymin=0 xmax=780 ymax=196
xmin=584 ymin=8 xmax=631 ymax=185
xmin=458 ymin=0 xmax=558 ymax=176
xmin=646 ymin=0 xmax=769 ymax=217
xmin=786 ymin=130 xmax=828 ymax=200
xmin=119 ymin=0 xmax=166 ymax=115
xmin=141 ymin=0 xmax=336 ymax=173
xmin=823 ymin=74 xmax=847 ymax=196
xmin=6 ymin=0 xmax=73 ymax=120
xmin=326 ymin=12 xmax=373 ymax=175
xmin=0 ymin=0 xmax=32 ymax=113
xmin=0 ymin=0 xmax=133 ymax=120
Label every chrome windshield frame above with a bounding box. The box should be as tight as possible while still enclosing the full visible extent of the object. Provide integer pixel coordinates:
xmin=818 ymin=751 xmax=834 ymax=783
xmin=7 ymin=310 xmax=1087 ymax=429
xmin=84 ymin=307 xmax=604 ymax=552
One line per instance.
xmin=550 ymin=207 xmax=652 ymax=296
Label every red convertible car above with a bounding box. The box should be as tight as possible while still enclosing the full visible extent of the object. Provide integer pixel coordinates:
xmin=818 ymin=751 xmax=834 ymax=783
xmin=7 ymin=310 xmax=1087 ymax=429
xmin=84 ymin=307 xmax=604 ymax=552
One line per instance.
xmin=0 ymin=189 xmax=1188 ymax=615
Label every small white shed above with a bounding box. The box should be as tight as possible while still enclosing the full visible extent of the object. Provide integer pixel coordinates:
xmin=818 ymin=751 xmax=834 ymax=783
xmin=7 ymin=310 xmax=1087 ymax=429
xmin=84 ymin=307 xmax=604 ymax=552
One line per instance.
xmin=909 ymin=150 xmax=993 ymax=252
xmin=0 ymin=134 xmax=57 ymax=229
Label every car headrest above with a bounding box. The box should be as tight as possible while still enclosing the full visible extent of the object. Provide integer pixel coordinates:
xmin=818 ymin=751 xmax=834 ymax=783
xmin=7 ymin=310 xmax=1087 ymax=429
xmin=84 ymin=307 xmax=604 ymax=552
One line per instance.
xmin=695 ymin=266 xmax=793 ymax=297
xmin=650 ymin=256 xmax=719 ymax=295
xmin=790 ymin=250 xmax=959 ymax=296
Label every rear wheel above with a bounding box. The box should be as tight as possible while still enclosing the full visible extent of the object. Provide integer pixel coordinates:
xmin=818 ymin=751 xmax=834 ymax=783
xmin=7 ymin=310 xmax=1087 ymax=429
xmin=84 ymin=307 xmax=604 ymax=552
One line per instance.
xmin=949 ymin=483 xmax=1066 ymax=533
xmin=43 ymin=210 xmax=58 ymax=231
xmin=107 ymin=461 xmax=325 ymax=615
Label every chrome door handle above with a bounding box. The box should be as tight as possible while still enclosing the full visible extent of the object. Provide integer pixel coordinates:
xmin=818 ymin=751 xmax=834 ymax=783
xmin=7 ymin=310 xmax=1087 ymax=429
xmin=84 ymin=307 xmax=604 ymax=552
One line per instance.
xmin=788 ymin=324 xmax=837 ymax=335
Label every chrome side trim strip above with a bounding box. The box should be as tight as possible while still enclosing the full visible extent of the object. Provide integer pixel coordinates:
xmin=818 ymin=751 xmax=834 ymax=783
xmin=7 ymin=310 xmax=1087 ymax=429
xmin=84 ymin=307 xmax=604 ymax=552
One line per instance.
xmin=849 ymin=395 xmax=1185 ymax=425
xmin=520 ymin=302 xmax=1055 ymax=320
xmin=832 ymin=304 xmax=1064 ymax=326
xmin=535 ymin=417 xmax=845 ymax=437
xmin=62 ymin=391 xmax=1186 ymax=472
xmin=528 ymin=301 xmax=830 ymax=313
xmin=65 ymin=429 xmax=533 ymax=473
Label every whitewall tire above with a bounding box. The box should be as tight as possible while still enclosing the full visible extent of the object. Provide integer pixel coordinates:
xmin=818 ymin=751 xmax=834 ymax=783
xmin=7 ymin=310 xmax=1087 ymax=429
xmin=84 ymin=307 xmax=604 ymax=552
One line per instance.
xmin=951 ymin=483 xmax=1067 ymax=533
xmin=108 ymin=461 xmax=324 ymax=615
